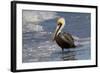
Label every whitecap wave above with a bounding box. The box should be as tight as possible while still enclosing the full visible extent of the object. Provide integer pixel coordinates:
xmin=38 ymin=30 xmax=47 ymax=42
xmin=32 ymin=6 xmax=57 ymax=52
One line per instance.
xmin=23 ymin=23 xmax=44 ymax=33
xmin=22 ymin=10 xmax=58 ymax=33
xmin=23 ymin=10 xmax=57 ymax=22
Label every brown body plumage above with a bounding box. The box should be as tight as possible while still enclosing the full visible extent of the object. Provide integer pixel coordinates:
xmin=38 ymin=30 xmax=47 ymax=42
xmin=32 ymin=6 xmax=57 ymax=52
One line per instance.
xmin=55 ymin=32 xmax=76 ymax=51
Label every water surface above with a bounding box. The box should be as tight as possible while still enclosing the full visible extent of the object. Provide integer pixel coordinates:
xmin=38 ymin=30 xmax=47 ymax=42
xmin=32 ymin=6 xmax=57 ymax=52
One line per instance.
xmin=22 ymin=10 xmax=91 ymax=63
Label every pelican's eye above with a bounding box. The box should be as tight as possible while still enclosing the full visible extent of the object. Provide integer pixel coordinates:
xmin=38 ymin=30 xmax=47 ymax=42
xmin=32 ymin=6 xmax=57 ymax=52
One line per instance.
xmin=58 ymin=23 xmax=62 ymax=26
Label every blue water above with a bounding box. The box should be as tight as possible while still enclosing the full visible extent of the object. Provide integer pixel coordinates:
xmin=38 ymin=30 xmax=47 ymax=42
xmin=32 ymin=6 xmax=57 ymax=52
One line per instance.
xmin=43 ymin=12 xmax=91 ymax=37
xmin=22 ymin=11 xmax=91 ymax=63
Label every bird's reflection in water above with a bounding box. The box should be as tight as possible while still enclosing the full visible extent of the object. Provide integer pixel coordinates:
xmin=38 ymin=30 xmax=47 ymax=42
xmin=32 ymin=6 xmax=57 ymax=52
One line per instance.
xmin=61 ymin=50 xmax=76 ymax=61
xmin=50 ymin=49 xmax=77 ymax=61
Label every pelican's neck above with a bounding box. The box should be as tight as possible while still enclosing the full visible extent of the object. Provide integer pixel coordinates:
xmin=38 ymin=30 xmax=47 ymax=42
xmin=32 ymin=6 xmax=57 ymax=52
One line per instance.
xmin=57 ymin=24 xmax=64 ymax=35
xmin=53 ymin=17 xmax=65 ymax=41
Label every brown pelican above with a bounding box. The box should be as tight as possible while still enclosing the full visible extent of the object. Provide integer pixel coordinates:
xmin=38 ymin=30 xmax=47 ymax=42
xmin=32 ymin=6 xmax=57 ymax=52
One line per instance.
xmin=53 ymin=17 xmax=76 ymax=51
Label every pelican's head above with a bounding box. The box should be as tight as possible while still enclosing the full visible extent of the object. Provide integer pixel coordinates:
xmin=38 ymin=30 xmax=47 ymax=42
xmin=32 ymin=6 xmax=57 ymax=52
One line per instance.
xmin=53 ymin=17 xmax=65 ymax=41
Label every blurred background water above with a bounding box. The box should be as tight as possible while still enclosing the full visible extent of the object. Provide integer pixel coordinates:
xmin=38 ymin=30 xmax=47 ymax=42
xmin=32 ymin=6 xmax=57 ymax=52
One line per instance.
xmin=22 ymin=10 xmax=91 ymax=63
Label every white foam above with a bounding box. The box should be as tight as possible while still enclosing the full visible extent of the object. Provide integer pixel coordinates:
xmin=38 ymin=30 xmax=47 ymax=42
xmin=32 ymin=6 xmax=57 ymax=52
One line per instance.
xmin=22 ymin=10 xmax=57 ymax=33
xmin=73 ymin=35 xmax=90 ymax=46
xmin=23 ymin=10 xmax=57 ymax=22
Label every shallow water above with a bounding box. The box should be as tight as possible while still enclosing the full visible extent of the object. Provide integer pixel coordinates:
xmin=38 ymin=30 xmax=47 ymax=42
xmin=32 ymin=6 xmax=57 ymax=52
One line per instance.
xmin=22 ymin=32 xmax=91 ymax=63
xmin=22 ymin=11 xmax=91 ymax=63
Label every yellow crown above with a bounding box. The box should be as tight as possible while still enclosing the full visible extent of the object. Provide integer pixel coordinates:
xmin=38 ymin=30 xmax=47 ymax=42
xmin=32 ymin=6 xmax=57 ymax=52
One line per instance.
xmin=57 ymin=17 xmax=65 ymax=25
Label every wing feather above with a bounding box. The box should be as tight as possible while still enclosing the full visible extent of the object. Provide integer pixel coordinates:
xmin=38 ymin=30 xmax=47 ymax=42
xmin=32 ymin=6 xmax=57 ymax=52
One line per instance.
xmin=59 ymin=32 xmax=75 ymax=46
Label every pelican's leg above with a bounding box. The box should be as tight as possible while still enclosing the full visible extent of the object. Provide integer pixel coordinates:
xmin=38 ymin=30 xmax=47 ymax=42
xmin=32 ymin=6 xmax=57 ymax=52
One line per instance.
xmin=62 ymin=48 xmax=65 ymax=61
